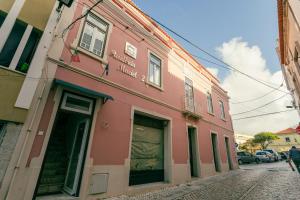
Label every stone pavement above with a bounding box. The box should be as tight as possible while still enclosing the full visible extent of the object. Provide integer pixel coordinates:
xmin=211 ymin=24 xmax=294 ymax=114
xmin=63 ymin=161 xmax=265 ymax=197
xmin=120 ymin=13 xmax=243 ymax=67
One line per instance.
xmin=106 ymin=162 xmax=300 ymax=200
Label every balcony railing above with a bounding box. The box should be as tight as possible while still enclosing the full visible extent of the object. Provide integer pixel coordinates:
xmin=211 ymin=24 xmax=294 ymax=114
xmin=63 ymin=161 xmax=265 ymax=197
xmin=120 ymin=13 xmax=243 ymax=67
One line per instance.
xmin=0 ymin=16 xmax=42 ymax=73
xmin=181 ymin=96 xmax=201 ymax=120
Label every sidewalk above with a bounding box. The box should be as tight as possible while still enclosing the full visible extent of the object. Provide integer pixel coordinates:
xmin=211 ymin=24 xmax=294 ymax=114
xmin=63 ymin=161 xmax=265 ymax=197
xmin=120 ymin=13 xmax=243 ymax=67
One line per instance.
xmin=106 ymin=162 xmax=300 ymax=200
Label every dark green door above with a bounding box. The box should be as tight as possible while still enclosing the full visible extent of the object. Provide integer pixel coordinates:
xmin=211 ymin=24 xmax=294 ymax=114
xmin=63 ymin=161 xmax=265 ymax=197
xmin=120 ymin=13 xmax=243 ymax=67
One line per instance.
xmin=129 ymin=114 xmax=164 ymax=185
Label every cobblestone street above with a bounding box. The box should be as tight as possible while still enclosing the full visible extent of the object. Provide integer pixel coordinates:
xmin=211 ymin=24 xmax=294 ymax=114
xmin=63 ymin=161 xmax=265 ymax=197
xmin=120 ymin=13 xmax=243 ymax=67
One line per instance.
xmin=107 ymin=162 xmax=300 ymax=200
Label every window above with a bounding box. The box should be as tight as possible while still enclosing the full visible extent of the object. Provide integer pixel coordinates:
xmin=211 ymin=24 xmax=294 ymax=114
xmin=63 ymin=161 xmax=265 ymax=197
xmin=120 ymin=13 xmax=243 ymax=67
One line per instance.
xmin=148 ymin=53 xmax=161 ymax=87
xmin=0 ymin=18 xmax=42 ymax=73
xmin=285 ymin=137 xmax=291 ymax=142
xmin=219 ymin=100 xmax=225 ymax=119
xmin=184 ymin=77 xmax=194 ymax=112
xmin=207 ymin=92 xmax=214 ymax=114
xmin=79 ymin=13 xmax=109 ymax=57
xmin=61 ymin=93 xmax=94 ymax=115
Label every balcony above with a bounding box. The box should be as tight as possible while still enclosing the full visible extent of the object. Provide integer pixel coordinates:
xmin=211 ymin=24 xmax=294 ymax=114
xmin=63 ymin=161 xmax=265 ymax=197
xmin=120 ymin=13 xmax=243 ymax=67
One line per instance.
xmin=181 ymin=96 xmax=201 ymax=120
xmin=0 ymin=14 xmax=42 ymax=73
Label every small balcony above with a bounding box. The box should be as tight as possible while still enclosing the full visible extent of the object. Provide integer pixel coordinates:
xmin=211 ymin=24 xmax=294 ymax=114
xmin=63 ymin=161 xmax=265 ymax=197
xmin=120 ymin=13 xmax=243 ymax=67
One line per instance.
xmin=0 ymin=14 xmax=42 ymax=74
xmin=181 ymin=96 xmax=201 ymax=120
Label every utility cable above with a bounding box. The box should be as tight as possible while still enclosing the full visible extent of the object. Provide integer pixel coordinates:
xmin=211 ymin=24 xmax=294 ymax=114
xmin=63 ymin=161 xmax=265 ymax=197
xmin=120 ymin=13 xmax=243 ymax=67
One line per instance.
xmin=231 ymin=93 xmax=290 ymax=116
xmin=232 ymin=109 xmax=297 ymax=120
xmin=230 ymin=81 xmax=284 ymax=104
xmin=61 ymin=0 xmax=103 ymax=38
xmin=143 ymin=14 xmax=291 ymax=94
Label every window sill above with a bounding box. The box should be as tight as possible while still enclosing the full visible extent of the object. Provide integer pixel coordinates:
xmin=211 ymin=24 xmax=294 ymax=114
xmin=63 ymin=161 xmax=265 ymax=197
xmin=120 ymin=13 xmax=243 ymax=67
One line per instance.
xmin=70 ymin=45 xmax=108 ymax=65
xmin=207 ymin=112 xmax=215 ymax=116
xmin=221 ymin=118 xmax=226 ymax=122
xmin=146 ymin=81 xmax=164 ymax=91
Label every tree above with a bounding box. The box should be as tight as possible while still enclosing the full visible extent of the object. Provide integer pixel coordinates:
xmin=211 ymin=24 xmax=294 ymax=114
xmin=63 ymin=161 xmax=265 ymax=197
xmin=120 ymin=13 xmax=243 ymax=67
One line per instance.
xmin=252 ymin=132 xmax=279 ymax=149
xmin=239 ymin=139 xmax=259 ymax=154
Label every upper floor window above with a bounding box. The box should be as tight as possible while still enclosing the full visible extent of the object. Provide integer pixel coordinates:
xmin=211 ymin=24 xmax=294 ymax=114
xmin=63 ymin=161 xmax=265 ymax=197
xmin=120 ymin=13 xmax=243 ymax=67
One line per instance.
xmin=219 ymin=100 xmax=225 ymax=120
xmin=148 ymin=53 xmax=161 ymax=87
xmin=285 ymin=137 xmax=291 ymax=142
xmin=0 ymin=18 xmax=42 ymax=73
xmin=79 ymin=13 xmax=108 ymax=58
xmin=207 ymin=92 xmax=214 ymax=114
xmin=184 ymin=77 xmax=194 ymax=112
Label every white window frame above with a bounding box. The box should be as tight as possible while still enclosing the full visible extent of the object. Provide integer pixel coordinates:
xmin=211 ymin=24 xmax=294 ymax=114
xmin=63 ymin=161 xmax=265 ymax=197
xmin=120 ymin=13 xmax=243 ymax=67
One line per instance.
xmin=219 ymin=100 xmax=225 ymax=120
xmin=207 ymin=92 xmax=214 ymax=114
xmin=79 ymin=13 xmax=109 ymax=58
xmin=61 ymin=93 xmax=94 ymax=115
xmin=184 ymin=77 xmax=195 ymax=112
xmin=148 ymin=52 xmax=162 ymax=88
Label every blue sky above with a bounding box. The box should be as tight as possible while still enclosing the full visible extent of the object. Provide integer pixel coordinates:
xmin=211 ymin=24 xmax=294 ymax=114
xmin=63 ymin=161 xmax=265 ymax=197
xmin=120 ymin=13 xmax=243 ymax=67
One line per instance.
xmin=134 ymin=0 xmax=300 ymax=133
xmin=134 ymin=0 xmax=280 ymax=80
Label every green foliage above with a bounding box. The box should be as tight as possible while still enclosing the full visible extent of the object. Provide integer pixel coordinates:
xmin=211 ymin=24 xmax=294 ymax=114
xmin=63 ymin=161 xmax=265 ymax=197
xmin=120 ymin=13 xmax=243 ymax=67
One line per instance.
xmin=239 ymin=139 xmax=259 ymax=153
xmin=252 ymin=132 xmax=279 ymax=149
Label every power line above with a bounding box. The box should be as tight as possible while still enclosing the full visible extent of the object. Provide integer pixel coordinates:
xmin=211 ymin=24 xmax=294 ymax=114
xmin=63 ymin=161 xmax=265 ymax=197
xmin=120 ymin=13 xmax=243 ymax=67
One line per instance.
xmin=230 ymin=81 xmax=284 ymax=104
xmin=232 ymin=109 xmax=297 ymax=120
xmin=143 ymin=14 xmax=290 ymax=95
xmin=231 ymin=93 xmax=290 ymax=116
xmin=61 ymin=0 xmax=103 ymax=38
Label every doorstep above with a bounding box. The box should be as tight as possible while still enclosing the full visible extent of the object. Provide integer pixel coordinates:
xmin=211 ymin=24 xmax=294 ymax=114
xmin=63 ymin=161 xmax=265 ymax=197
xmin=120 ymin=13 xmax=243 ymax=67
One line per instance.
xmin=35 ymin=194 xmax=79 ymax=200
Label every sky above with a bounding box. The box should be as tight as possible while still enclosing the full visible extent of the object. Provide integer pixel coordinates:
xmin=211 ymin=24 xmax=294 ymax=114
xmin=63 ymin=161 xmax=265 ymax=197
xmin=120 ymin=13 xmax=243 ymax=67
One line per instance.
xmin=134 ymin=0 xmax=300 ymax=135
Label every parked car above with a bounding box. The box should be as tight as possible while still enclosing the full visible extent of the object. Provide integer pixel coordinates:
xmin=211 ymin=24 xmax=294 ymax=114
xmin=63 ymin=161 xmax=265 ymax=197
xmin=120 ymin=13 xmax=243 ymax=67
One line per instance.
xmin=263 ymin=149 xmax=281 ymax=161
xmin=237 ymin=151 xmax=260 ymax=164
xmin=279 ymin=152 xmax=288 ymax=160
xmin=255 ymin=151 xmax=275 ymax=162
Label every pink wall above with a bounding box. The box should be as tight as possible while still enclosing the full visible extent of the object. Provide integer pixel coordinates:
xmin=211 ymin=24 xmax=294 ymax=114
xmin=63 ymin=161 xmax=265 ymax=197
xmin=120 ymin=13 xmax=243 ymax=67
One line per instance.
xmin=28 ymin=0 xmax=236 ymax=170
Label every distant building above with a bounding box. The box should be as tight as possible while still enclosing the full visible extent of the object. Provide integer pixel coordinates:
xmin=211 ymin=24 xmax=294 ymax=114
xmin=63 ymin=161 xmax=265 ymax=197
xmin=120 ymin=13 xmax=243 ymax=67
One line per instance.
xmin=276 ymin=0 xmax=300 ymax=115
xmin=269 ymin=128 xmax=300 ymax=152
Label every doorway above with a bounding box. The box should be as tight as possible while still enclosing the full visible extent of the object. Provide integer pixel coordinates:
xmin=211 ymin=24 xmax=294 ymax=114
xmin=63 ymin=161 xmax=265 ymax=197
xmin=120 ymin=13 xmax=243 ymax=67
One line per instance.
xmin=35 ymin=92 xmax=94 ymax=197
xmin=129 ymin=114 xmax=165 ymax=185
xmin=225 ymin=137 xmax=233 ymax=170
xmin=211 ymin=133 xmax=221 ymax=172
xmin=188 ymin=127 xmax=198 ymax=177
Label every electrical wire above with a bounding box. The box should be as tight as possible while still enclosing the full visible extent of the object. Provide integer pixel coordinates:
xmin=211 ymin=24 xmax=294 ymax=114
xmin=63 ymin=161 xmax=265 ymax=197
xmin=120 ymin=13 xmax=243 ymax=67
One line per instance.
xmin=61 ymin=0 xmax=103 ymax=38
xmin=231 ymin=93 xmax=290 ymax=116
xmin=232 ymin=109 xmax=297 ymax=120
xmin=141 ymin=13 xmax=291 ymax=95
xmin=230 ymin=81 xmax=284 ymax=104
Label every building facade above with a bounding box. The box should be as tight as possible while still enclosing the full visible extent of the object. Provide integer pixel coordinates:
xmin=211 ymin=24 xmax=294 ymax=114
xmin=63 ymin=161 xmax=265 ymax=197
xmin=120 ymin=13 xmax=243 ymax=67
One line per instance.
xmin=277 ymin=0 xmax=300 ymax=114
xmin=269 ymin=128 xmax=300 ymax=152
xmin=0 ymin=0 xmax=238 ymax=199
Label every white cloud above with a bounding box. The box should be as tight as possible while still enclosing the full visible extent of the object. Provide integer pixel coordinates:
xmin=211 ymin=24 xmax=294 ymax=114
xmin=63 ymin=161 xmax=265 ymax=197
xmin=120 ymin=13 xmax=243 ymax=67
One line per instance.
xmin=207 ymin=67 xmax=219 ymax=78
xmin=217 ymin=38 xmax=299 ymax=135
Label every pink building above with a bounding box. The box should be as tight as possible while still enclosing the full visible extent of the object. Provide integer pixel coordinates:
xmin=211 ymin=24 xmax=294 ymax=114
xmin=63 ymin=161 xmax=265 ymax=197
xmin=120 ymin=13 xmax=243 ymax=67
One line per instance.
xmin=2 ymin=0 xmax=238 ymax=199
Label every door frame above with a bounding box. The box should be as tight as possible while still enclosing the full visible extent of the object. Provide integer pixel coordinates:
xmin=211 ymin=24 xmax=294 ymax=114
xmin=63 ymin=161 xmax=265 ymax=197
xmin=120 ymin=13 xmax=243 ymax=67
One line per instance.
xmin=224 ymin=136 xmax=233 ymax=170
xmin=210 ymin=131 xmax=221 ymax=172
xmin=63 ymin=118 xmax=90 ymax=195
xmin=127 ymin=107 xmax=173 ymax=186
xmin=187 ymin=126 xmax=200 ymax=177
xmin=33 ymin=89 xmax=96 ymax=198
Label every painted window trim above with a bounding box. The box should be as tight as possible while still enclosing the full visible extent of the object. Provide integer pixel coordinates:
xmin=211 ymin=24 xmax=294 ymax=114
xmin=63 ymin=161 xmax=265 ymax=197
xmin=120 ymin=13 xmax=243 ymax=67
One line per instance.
xmin=207 ymin=92 xmax=214 ymax=115
xmin=147 ymin=51 xmax=163 ymax=90
xmin=61 ymin=93 xmax=94 ymax=115
xmin=78 ymin=13 xmax=109 ymax=58
xmin=219 ymin=100 xmax=226 ymax=120
xmin=71 ymin=8 xmax=112 ymax=64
